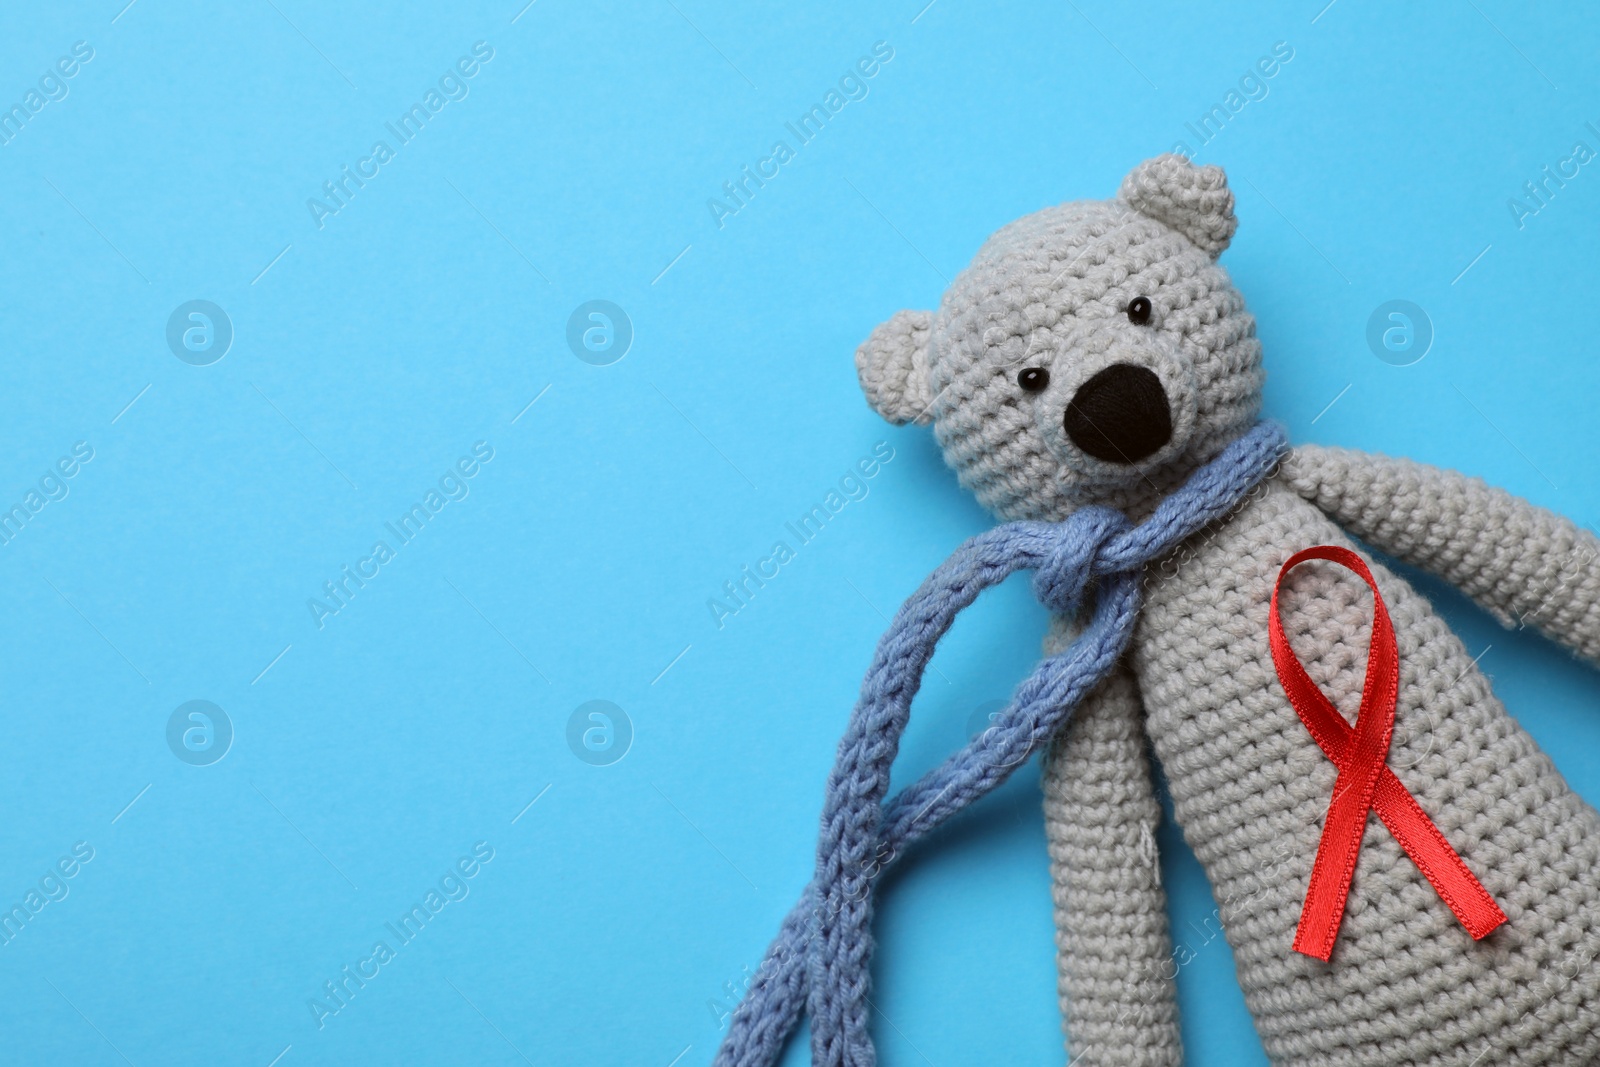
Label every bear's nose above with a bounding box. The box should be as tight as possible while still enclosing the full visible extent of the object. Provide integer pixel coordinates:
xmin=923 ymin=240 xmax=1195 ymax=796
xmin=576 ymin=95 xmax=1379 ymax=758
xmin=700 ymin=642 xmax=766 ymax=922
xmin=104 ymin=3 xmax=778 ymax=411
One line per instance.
xmin=1063 ymin=363 xmax=1172 ymax=463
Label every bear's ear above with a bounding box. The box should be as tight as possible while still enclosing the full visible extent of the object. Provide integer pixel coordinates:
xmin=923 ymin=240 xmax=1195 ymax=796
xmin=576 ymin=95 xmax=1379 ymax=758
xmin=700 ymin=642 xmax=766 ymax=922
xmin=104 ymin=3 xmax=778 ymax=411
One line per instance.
xmin=855 ymin=309 xmax=935 ymax=425
xmin=1119 ymin=154 xmax=1237 ymax=258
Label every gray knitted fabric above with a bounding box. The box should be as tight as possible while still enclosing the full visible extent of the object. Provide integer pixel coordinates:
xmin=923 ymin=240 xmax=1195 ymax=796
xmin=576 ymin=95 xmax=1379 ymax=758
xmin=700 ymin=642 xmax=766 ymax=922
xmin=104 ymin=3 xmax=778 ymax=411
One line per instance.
xmin=1279 ymin=445 xmax=1600 ymax=663
xmin=854 ymin=154 xmax=1600 ymax=1065
xmin=1042 ymin=663 xmax=1182 ymax=1067
xmin=1138 ymin=474 xmax=1600 ymax=1066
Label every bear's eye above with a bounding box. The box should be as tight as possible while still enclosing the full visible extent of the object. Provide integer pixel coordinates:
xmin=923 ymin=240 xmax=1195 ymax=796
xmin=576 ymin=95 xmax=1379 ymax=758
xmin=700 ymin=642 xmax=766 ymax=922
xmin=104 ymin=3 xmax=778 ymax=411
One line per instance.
xmin=1127 ymin=296 xmax=1152 ymax=325
xmin=1017 ymin=367 xmax=1049 ymax=393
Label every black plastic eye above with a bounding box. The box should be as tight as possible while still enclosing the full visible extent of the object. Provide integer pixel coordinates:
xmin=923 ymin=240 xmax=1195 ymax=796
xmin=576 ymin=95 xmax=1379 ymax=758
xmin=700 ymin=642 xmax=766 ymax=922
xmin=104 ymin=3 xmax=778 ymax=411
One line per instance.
xmin=1127 ymin=296 xmax=1152 ymax=325
xmin=1017 ymin=367 xmax=1049 ymax=393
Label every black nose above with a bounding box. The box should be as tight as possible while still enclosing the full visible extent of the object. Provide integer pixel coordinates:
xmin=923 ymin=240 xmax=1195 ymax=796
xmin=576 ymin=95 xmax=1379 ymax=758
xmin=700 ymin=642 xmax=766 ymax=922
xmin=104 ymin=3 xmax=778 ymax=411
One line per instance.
xmin=1064 ymin=363 xmax=1172 ymax=463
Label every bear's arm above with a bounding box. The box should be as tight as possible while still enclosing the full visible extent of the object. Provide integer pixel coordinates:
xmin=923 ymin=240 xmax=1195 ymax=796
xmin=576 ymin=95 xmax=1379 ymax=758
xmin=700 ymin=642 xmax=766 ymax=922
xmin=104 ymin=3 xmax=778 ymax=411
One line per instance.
xmin=1279 ymin=444 xmax=1600 ymax=667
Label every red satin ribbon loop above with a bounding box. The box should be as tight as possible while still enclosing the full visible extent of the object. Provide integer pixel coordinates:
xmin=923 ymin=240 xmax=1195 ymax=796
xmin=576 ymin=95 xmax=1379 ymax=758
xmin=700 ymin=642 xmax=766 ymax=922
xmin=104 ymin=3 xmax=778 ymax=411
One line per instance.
xmin=1269 ymin=545 xmax=1507 ymax=961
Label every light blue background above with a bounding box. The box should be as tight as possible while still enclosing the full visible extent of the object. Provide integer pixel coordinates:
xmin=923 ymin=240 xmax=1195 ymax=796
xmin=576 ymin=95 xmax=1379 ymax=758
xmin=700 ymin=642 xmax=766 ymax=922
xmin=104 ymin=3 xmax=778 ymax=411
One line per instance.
xmin=1 ymin=1 xmax=1598 ymax=1064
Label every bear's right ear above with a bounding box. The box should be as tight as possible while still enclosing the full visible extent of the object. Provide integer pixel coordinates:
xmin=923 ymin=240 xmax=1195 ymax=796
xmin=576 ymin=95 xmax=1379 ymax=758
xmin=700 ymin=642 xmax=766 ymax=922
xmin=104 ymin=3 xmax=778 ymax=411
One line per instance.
xmin=1120 ymin=154 xmax=1237 ymax=258
xmin=855 ymin=309 xmax=934 ymax=426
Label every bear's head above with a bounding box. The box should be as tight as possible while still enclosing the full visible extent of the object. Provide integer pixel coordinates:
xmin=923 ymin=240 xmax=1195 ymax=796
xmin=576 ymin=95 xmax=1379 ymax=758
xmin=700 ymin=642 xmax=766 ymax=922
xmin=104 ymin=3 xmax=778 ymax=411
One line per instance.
xmin=856 ymin=154 xmax=1264 ymax=521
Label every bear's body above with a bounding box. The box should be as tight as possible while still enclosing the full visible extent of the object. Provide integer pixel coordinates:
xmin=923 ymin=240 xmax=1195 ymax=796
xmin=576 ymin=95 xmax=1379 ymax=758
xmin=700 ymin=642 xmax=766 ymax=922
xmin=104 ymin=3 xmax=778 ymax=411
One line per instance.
xmin=1126 ymin=473 xmax=1600 ymax=1065
xmin=853 ymin=155 xmax=1600 ymax=1065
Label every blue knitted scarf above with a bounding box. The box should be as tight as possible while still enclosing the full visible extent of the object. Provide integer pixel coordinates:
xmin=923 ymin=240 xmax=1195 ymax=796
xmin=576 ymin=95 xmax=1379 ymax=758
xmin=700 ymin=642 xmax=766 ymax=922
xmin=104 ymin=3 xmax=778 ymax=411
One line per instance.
xmin=713 ymin=420 xmax=1288 ymax=1067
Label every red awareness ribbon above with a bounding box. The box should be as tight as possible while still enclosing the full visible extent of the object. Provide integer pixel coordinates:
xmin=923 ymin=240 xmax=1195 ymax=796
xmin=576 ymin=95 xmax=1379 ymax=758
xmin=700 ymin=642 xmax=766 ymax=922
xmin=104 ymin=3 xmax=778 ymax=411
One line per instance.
xmin=1269 ymin=545 xmax=1507 ymax=962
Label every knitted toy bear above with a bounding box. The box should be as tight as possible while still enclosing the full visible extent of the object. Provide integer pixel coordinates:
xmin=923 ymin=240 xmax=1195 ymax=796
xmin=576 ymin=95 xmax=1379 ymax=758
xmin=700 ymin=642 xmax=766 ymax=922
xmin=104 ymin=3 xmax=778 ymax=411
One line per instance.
xmin=849 ymin=155 xmax=1600 ymax=1066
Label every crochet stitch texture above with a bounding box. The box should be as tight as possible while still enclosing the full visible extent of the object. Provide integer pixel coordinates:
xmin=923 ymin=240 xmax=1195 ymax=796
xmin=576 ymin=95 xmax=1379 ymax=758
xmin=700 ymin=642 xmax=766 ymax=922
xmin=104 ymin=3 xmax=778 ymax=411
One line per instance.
xmin=737 ymin=153 xmax=1600 ymax=1065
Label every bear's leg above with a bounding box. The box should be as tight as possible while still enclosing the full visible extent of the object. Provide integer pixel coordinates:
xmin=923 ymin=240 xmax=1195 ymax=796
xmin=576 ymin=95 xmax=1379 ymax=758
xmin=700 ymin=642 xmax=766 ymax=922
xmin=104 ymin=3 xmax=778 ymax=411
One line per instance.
xmin=1043 ymin=654 xmax=1182 ymax=1067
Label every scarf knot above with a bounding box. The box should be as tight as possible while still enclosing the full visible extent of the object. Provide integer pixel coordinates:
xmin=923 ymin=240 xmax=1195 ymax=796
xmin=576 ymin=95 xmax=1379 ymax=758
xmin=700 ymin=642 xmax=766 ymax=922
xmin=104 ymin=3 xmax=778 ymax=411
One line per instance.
xmin=1031 ymin=506 xmax=1131 ymax=616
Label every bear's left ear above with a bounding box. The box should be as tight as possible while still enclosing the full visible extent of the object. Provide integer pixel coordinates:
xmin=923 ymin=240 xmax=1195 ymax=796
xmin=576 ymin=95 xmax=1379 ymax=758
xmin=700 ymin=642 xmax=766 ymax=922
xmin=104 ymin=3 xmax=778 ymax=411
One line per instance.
xmin=1120 ymin=154 xmax=1237 ymax=258
xmin=855 ymin=309 xmax=935 ymax=425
